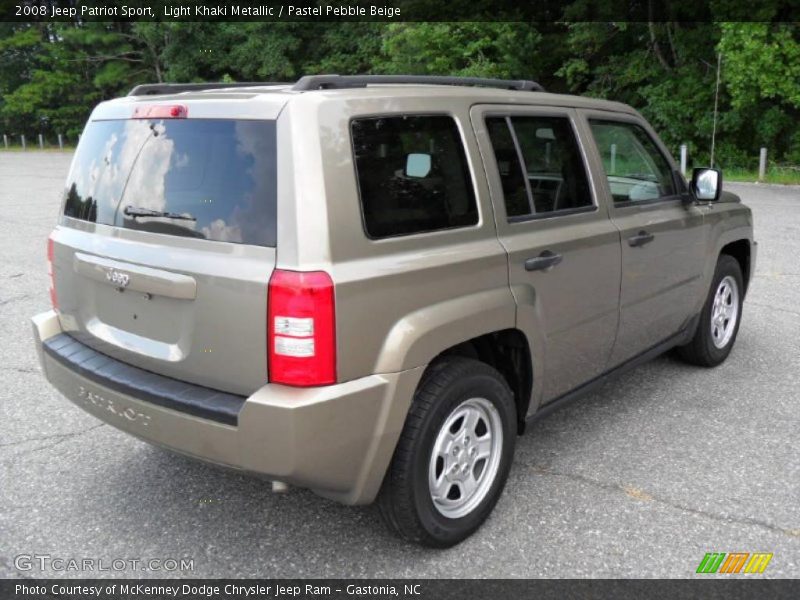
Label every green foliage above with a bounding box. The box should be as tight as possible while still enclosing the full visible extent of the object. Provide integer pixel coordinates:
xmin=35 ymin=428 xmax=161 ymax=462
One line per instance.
xmin=376 ymin=23 xmax=541 ymax=78
xmin=557 ymin=21 xmax=799 ymax=167
xmin=719 ymin=23 xmax=800 ymax=109
xmin=717 ymin=22 xmax=800 ymax=163
xmin=724 ymin=166 xmax=800 ymax=185
xmin=304 ymin=23 xmax=384 ymax=74
xmin=0 ymin=19 xmax=797 ymax=168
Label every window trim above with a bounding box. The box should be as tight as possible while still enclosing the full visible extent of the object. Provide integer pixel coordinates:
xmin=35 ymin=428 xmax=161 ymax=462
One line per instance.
xmin=587 ymin=117 xmax=683 ymax=209
xmin=507 ymin=204 xmax=598 ymax=224
xmin=348 ymin=112 xmax=481 ymax=242
xmin=483 ymin=111 xmax=599 ymax=223
xmin=503 ymin=116 xmax=537 ymax=216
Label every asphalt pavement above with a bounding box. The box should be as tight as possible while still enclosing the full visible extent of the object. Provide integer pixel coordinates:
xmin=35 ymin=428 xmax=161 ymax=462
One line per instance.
xmin=1 ymin=151 xmax=798 ymax=578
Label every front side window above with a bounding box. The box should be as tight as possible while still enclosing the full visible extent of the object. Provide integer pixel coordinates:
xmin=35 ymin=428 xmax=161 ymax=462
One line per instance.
xmin=351 ymin=115 xmax=478 ymax=239
xmin=588 ymin=120 xmax=676 ymax=204
xmin=486 ymin=116 xmax=593 ymax=218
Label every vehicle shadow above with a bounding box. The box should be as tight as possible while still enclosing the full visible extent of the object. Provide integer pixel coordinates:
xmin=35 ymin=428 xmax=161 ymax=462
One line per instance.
xmin=81 ymin=352 xmax=702 ymax=576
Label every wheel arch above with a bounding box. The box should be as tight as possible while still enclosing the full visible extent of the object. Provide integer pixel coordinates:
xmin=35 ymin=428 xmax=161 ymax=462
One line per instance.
xmin=434 ymin=329 xmax=533 ymax=434
xmin=719 ymin=239 xmax=752 ymax=295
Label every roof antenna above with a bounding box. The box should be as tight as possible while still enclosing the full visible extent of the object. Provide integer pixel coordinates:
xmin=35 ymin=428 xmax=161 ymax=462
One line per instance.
xmin=710 ymin=52 xmax=722 ymax=167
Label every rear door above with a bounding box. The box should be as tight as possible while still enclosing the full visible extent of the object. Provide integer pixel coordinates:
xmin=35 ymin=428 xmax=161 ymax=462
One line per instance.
xmin=580 ymin=112 xmax=707 ymax=366
xmin=50 ymin=112 xmax=278 ymax=396
xmin=471 ymin=105 xmax=621 ymax=407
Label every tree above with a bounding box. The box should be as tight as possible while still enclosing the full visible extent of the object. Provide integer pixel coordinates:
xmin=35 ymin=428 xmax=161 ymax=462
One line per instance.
xmin=1 ymin=22 xmax=163 ymax=139
xmin=0 ymin=18 xmax=796 ymax=167
xmin=719 ymin=22 xmax=800 ymax=163
xmin=375 ymin=23 xmax=541 ymax=79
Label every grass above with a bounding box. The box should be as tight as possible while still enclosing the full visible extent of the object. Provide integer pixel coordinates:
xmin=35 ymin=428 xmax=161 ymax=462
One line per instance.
xmin=722 ymin=167 xmax=800 ymax=186
xmin=1 ymin=145 xmax=76 ymax=153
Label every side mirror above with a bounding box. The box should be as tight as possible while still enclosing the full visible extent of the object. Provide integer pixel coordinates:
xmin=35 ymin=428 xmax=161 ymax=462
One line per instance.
xmin=691 ymin=168 xmax=722 ymax=201
xmin=405 ymin=153 xmax=431 ymax=178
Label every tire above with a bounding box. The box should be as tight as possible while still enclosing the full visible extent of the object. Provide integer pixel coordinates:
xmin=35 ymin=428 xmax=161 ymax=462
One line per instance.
xmin=378 ymin=357 xmax=516 ymax=547
xmin=677 ymin=254 xmax=744 ymax=367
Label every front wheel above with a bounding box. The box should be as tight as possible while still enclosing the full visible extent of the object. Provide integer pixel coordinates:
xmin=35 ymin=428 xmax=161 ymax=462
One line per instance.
xmin=378 ymin=357 xmax=516 ymax=547
xmin=677 ymin=254 xmax=744 ymax=367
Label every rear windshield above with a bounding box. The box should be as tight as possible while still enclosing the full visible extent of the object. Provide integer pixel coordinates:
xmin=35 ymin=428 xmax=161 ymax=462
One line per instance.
xmin=63 ymin=119 xmax=277 ymax=246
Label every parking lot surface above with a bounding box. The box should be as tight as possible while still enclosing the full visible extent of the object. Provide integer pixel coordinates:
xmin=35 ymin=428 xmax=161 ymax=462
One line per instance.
xmin=1 ymin=152 xmax=798 ymax=578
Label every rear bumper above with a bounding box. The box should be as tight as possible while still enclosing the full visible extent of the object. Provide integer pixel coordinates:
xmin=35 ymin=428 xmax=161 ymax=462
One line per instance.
xmin=32 ymin=310 xmax=423 ymax=505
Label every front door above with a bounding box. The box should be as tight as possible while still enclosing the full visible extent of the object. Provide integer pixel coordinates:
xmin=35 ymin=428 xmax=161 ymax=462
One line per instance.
xmin=471 ymin=105 xmax=622 ymax=409
xmin=580 ymin=113 xmax=708 ymax=366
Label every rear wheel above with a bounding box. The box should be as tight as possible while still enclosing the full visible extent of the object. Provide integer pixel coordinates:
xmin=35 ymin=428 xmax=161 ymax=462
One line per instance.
xmin=378 ymin=357 xmax=516 ymax=547
xmin=677 ymin=254 xmax=744 ymax=367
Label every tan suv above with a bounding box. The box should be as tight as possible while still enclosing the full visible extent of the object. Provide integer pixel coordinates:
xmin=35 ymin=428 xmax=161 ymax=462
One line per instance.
xmin=32 ymin=75 xmax=756 ymax=547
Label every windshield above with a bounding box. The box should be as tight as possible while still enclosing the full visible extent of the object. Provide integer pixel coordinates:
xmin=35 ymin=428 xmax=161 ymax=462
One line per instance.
xmin=63 ymin=119 xmax=277 ymax=246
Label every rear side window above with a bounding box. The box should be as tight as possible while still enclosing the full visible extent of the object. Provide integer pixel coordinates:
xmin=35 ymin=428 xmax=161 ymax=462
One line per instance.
xmin=63 ymin=119 xmax=277 ymax=246
xmin=486 ymin=116 xmax=593 ymax=219
xmin=351 ymin=115 xmax=478 ymax=239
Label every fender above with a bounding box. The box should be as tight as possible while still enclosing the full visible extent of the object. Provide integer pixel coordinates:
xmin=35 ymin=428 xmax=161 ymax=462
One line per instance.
xmin=696 ymin=200 xmax=755 ymax=315
xmin=373 ymin=287 xmax=516 ymax=374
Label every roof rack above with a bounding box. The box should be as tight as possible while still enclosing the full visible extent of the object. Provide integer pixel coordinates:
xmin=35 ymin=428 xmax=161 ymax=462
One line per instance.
xmin=128 ymin=82 xmax=288 ymax=96
xmin=292 ymin=75 xmax=546 ymax=92
xmin=127 ymin=76 xmax=546 ymax=97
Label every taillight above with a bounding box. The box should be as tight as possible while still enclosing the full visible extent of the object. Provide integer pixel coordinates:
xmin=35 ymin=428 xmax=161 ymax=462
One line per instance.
xmin=47 ymin=234 xmax=58 ymax=310
xmin=267 ymin=269 xmax=336 ymax=387
xmin=132 ymin=104 xmax=188 ymax=119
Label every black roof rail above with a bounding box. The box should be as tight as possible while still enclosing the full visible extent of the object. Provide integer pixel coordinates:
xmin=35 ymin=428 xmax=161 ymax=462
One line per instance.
xmin=128 ymin=82 xmax=288 ymax=96
xmin=292 ymin=74 xmax=545 ymax=92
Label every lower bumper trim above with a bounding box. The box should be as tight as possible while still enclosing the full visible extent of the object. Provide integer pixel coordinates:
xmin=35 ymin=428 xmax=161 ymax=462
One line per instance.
xmin=43 ymin=333 xmax=245 ymax=425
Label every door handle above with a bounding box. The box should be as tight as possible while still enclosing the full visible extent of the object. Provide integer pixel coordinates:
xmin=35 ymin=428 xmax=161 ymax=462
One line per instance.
xmin=628 ymin=230 xmax=655 ymax=247
xmin=525 ymin=250 xmax=563 ymax=272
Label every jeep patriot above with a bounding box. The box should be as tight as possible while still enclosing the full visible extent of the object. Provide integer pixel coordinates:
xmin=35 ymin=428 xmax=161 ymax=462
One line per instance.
xmin=32 ymin=75 xmax=756 ymax=546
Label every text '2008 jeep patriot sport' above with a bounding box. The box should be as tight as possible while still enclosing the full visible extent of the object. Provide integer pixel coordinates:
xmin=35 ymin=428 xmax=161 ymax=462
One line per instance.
xmin=32 ymin=75 xmax=756 ymax=547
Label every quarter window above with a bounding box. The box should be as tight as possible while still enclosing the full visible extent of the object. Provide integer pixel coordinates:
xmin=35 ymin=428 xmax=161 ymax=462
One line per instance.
xmin=588 ymin=120 xmax=676 ymax=203
xmin=486 ymin=116 xmax=593 ymax=218
xmin=351 ymin=115 xmax=478 ymax=239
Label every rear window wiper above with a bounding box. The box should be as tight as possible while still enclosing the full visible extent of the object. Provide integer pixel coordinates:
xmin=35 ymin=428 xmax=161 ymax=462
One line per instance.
xmin=123 ymin=205 xmax=197 ymax=221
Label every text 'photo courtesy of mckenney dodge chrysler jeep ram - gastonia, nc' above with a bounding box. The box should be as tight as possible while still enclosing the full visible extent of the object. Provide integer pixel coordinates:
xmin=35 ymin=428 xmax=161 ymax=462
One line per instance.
xmin=32 ymin=75 xmax=756 ymax=547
